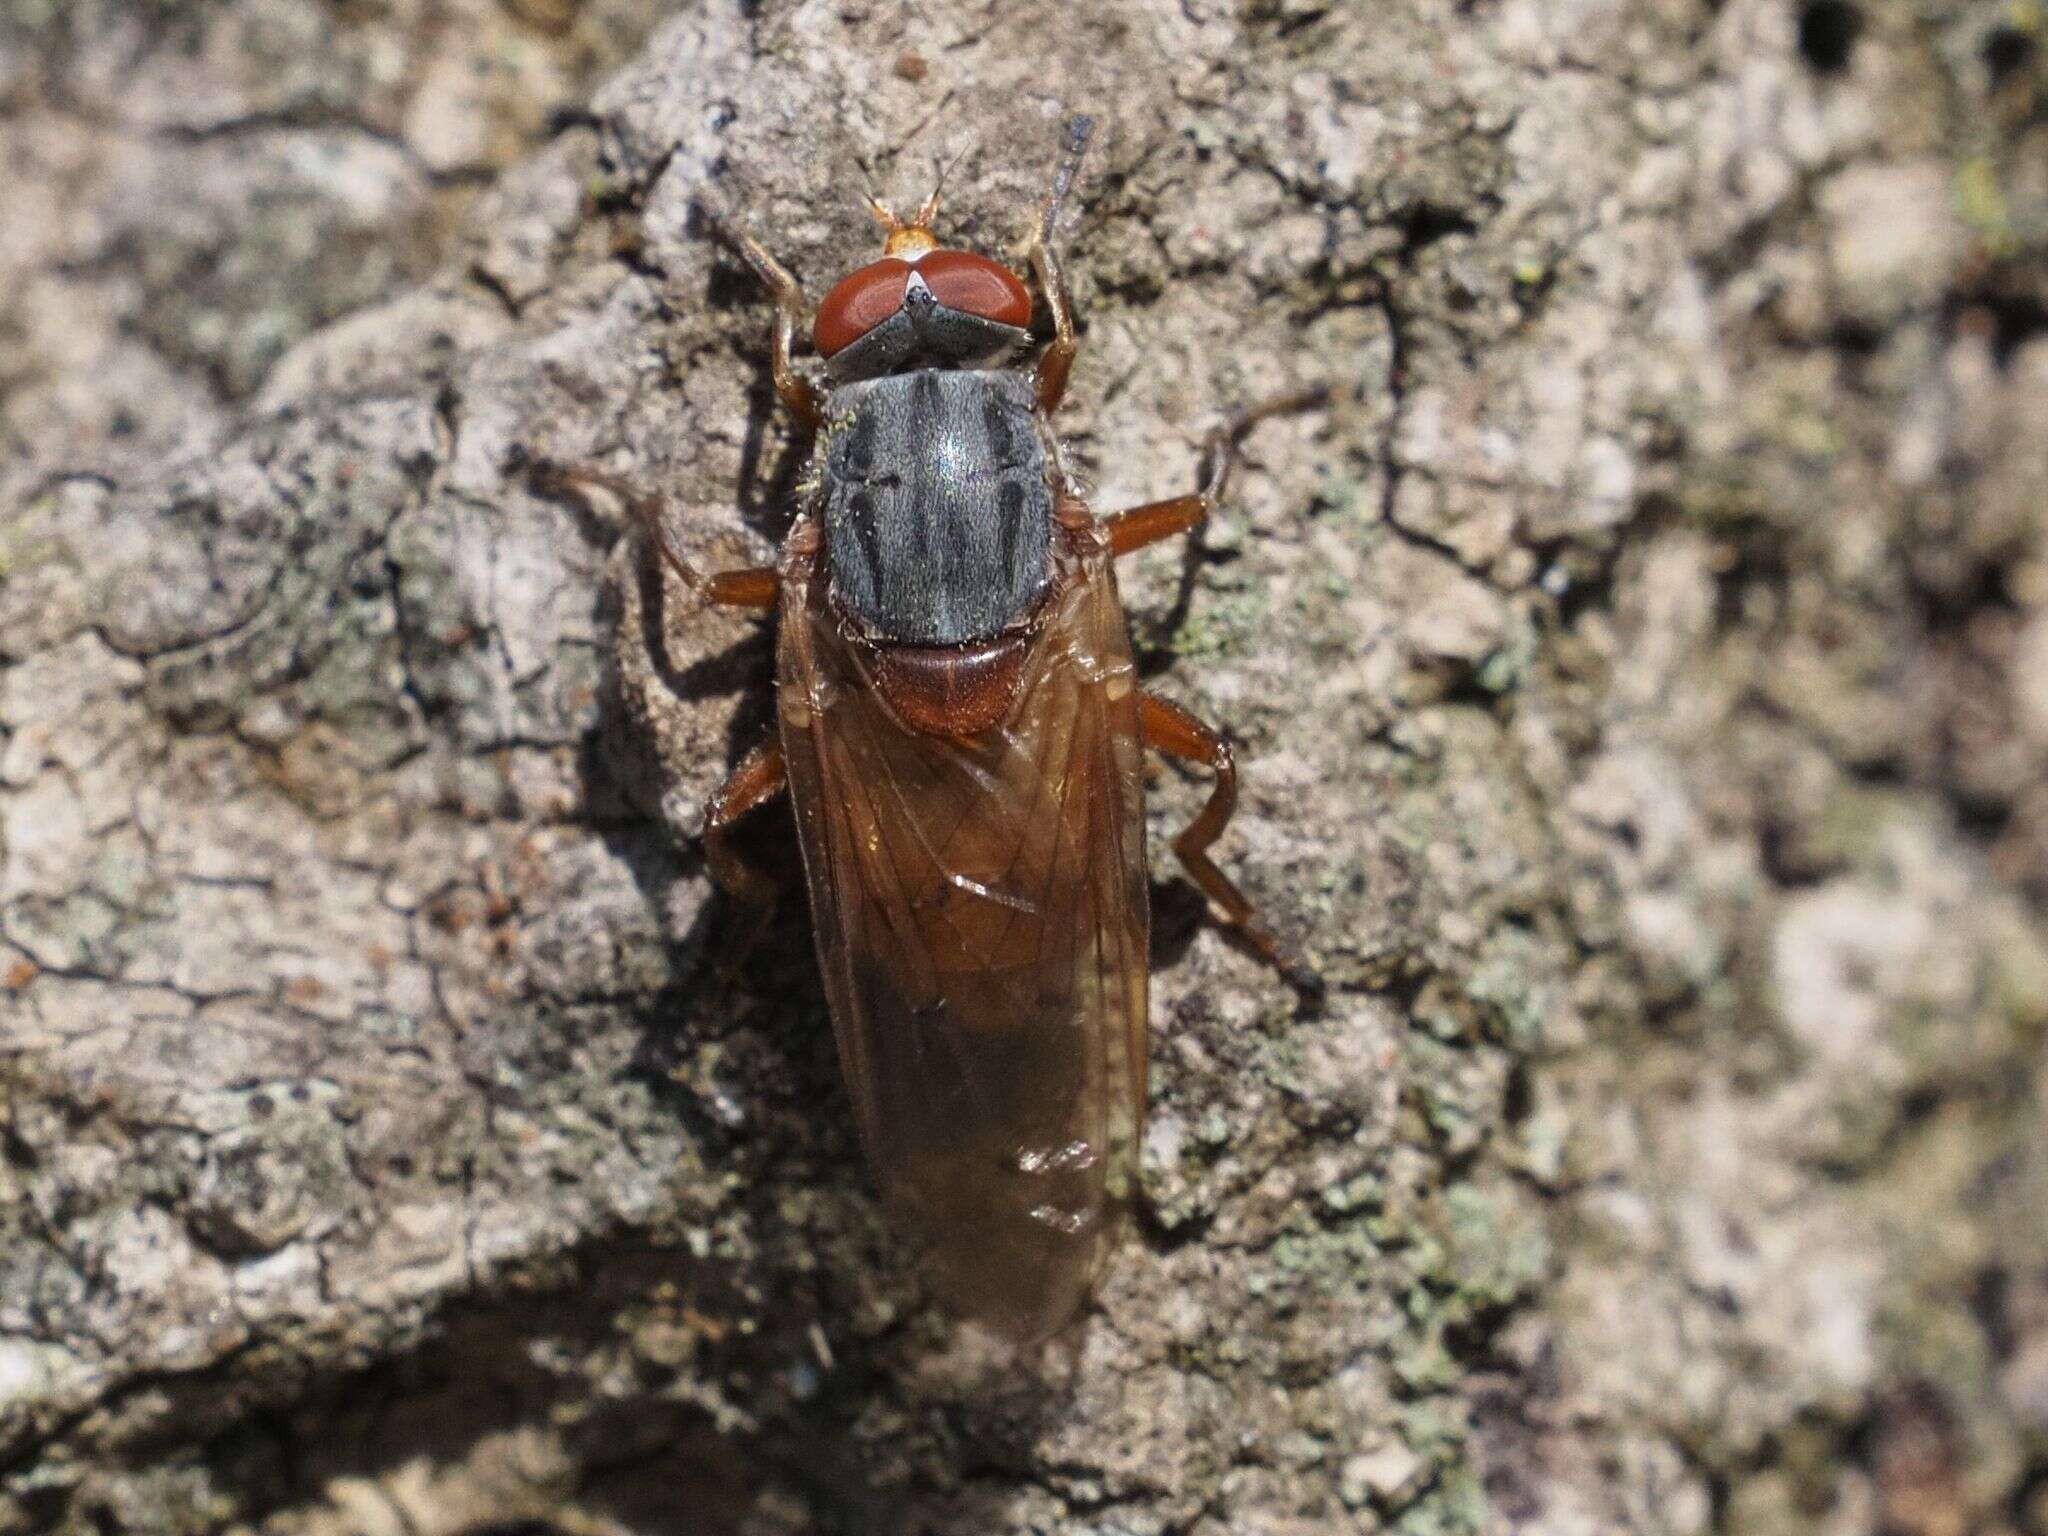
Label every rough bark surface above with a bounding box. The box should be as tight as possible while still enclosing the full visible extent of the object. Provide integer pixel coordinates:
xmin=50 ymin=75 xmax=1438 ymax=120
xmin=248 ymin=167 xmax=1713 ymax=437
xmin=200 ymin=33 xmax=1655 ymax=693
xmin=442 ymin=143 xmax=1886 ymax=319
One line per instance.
xmin=4 ymin=1 xmax=2047 ymax=1533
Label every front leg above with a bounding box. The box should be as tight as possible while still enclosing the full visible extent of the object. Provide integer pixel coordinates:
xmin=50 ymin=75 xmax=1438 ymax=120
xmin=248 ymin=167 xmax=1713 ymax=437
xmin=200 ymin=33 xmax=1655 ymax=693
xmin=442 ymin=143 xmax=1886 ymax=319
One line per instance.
xmin=1139 ymin=691 xmax=1322 ymax=999
xmin=700 ymin=209 xmax=825 ymax=434
xmin=1029 ymin=115 xmax=1093 ymax=415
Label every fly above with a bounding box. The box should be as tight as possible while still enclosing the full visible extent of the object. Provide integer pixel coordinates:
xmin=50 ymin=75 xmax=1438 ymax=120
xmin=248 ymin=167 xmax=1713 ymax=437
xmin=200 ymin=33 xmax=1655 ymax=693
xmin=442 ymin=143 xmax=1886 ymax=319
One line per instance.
xmin=544 ymin=117 xmax=1321 ymax=1344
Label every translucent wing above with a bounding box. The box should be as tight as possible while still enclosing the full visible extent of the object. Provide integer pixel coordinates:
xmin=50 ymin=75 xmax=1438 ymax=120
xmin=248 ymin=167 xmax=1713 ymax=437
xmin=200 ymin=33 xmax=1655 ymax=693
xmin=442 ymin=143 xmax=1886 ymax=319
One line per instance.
xmin=775 ymin=522 xmax=1148 ymax=1342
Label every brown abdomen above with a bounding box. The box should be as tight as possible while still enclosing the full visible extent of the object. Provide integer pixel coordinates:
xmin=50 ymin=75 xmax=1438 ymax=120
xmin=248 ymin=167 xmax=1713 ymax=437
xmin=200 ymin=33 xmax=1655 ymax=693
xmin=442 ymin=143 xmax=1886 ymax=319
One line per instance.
xmin=866 ymin=634 xmax=1031 ymax=737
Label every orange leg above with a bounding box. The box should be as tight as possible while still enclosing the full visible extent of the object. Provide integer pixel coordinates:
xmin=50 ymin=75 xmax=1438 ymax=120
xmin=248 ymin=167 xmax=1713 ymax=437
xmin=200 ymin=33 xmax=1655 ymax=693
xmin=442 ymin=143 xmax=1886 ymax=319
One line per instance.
xmin=1106 ymin=493 xmax=1208 ymax=559
xmin=531 ymin=463 xmax=778 ymax=611
xmin=1104 ymin=388 xmax=1330 ymax=558
xmin=702 ymin=211 xmax=825 ymax=433
xmin=1030 ymin=116 xmax=1093 ymax=415
xmin=703 ymin=741 xmax=788 ymax=908
xmin=1139 ymin=692 xmax=1322 ymax=997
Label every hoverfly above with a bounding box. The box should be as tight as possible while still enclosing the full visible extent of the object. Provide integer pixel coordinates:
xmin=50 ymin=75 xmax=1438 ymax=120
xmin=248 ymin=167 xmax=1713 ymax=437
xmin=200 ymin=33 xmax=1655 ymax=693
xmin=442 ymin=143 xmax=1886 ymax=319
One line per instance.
xmin=549 ymin=119 xmax=1319 ymax=1343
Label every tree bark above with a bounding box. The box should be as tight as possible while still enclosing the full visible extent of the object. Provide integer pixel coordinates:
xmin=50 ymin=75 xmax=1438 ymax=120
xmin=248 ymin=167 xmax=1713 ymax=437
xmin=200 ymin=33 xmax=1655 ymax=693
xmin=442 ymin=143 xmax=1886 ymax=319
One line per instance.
xmin=4 ymin=2 xmax=2046 ymax=1533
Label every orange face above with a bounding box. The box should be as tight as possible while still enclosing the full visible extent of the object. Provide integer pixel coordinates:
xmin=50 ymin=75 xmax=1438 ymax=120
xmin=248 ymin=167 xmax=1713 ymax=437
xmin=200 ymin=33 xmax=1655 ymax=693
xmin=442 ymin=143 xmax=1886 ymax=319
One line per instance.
xmin=813 ymin=248 xmax=1033 ymax=362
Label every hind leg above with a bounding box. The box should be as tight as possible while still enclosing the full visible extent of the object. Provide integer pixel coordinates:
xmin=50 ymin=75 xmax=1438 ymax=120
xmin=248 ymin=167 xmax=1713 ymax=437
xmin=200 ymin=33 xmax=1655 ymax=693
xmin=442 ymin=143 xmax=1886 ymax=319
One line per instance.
xmin=1138 ymin=692 xmax=1322 ymax=998
xmin=703 ymin=741 xmax=788 ymax=908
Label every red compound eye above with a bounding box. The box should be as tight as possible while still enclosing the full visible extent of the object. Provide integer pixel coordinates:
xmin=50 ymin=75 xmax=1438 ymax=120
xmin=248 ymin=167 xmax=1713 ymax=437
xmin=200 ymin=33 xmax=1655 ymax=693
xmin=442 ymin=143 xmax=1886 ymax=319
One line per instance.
xmin=813 ymin=250 xmax=1033 ymax=359
xmin=814 ymin=258 xmax=913 ymax=358
xmin=914 ymin=250 xmax=1032 ymax=331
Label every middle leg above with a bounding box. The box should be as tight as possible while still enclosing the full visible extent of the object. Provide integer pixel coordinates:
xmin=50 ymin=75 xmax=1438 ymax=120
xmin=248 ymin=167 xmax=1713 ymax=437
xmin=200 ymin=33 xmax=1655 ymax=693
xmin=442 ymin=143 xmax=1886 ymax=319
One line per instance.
xmin=531 ymin=462 xmax=779 ymax=611
xmin=1103 ymin=388 xmax=1330 ymax=558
